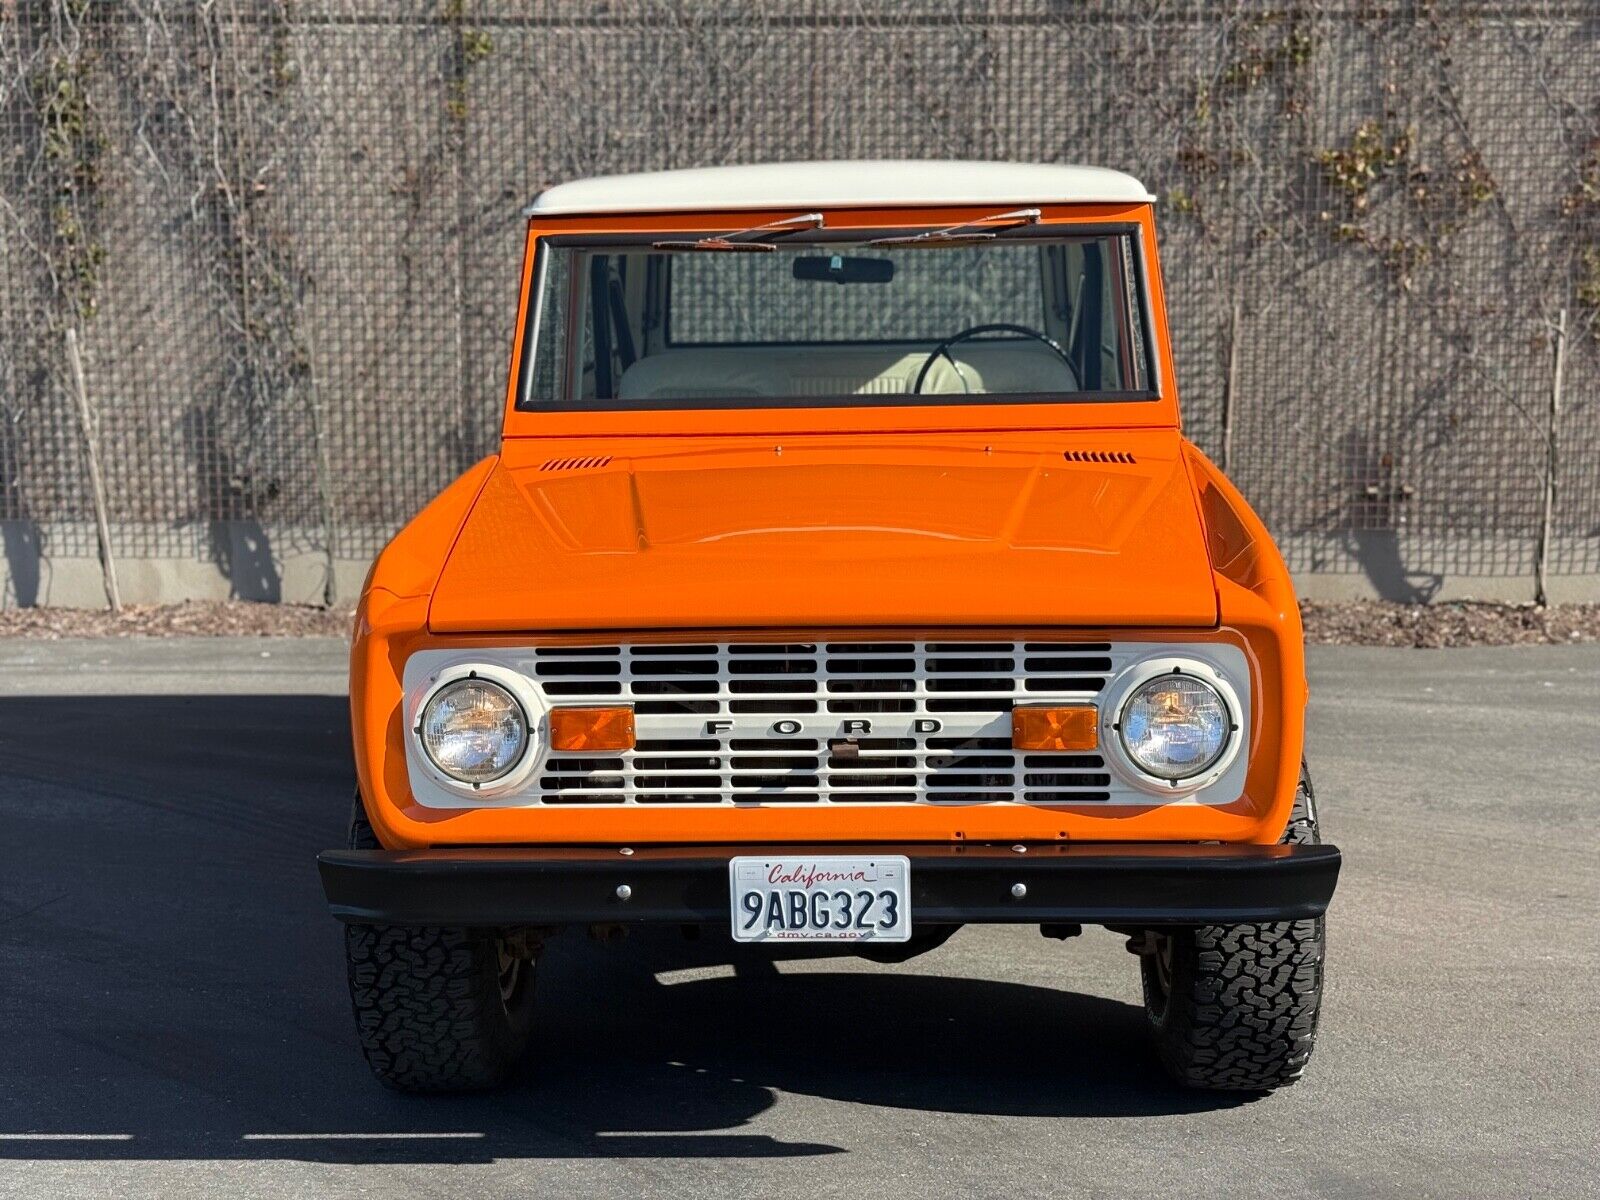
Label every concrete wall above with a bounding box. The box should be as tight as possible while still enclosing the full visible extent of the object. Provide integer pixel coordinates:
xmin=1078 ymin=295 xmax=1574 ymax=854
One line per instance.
xmin=1 ymin=3 xmax=1595 ymax=607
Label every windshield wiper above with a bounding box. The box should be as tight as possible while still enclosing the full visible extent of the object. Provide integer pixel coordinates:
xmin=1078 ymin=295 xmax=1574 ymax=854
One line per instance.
xmin=867 ymin=207 xmax=1041 ymax=247
xmin=653 ymin=211 xmax=824 ymax=252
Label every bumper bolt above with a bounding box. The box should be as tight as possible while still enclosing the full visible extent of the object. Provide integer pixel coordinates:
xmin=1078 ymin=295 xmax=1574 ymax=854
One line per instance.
xmin=615 ymin=884 xmax=633 ymax=901
xmin=1010 ymin=882 xmax=1028 ymax=899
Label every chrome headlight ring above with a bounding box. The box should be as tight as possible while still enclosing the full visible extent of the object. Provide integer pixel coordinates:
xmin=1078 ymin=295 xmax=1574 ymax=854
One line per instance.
xmin=1099 ymin=655 xmax=1245 ymax=796
xmin=408 ymin=662 xmax=549 ymax=798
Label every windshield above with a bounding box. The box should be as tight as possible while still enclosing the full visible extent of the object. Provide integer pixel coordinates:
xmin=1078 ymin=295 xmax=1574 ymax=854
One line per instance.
xmin=519 ymin=229 xmax=1156 ymax=410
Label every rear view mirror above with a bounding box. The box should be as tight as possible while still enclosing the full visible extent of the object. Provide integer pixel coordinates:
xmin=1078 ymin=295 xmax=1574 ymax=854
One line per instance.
xmin=792 ymin=255 xmax=895 ymax=284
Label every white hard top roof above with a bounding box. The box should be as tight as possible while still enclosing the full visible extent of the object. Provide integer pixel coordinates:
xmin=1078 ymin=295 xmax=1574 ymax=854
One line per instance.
xmin=525 ymin=160 xmax=1155 ymax=216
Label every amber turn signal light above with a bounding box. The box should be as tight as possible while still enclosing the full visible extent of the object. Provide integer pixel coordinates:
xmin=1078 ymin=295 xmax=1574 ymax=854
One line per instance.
xmin=1012 ymin=705 xmax=1098 ymax=752
xmin=549 ymin=706 xmax=636 ymax=752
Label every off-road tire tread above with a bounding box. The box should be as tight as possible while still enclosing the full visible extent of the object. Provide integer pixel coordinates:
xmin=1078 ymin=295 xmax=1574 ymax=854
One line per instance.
xmin=1145 ymin=760 xmax=1325 ymax=1091
xmin=342 ymin=794 xmax=533 ymax=1092
xmin=343 ymin=923 xmax=531 ymax=1092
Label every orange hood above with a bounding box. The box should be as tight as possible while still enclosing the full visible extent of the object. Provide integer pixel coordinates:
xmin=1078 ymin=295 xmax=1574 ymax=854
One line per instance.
xmin=427 ymin=432 xmax=1218 ymax=633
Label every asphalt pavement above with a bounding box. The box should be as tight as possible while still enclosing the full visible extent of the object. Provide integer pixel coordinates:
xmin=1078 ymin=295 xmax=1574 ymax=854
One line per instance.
xmin=0 ymin=638 xmax=1595 ymax=1199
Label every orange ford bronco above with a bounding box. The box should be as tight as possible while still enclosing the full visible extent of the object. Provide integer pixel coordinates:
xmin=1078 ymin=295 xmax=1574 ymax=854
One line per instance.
xmin=319 ymin=161 xmax=1339 ymax=1093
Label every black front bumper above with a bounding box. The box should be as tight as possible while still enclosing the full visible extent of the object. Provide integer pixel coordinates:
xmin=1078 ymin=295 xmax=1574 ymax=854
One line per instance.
xmin=318 ymin=841 xmax=1340 ymax=929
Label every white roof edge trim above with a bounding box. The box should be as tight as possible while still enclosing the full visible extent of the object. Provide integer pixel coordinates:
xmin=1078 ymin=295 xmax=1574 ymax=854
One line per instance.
xmin=525 ymin=161 xmax=1155 ymax=217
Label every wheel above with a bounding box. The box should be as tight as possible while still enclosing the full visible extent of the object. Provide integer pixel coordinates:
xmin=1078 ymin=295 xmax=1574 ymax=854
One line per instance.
xmin=346 ymin=793 xmax=379 ymax=849
xmin=340 ymin=794 xmax=538 ymax=1092
xmin=1138 ymin=761 xmax=1326 ymax=1091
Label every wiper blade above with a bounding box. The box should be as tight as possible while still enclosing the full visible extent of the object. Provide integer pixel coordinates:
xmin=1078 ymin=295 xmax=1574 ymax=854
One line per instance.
xmin=867 ymin=207 xmax=1041 ymax=247
xmin=653 ymin=211 xmax=824 ymax=252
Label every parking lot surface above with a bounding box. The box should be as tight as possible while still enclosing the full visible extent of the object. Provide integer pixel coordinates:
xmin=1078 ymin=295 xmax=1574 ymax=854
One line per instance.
xmin=1 ymin=639 xmax=1596 ymax=1199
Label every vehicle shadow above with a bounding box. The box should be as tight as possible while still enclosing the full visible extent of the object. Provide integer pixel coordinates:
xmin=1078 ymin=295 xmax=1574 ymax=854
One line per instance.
xmin=0 ymin=694 xmax=1254 ymax=1166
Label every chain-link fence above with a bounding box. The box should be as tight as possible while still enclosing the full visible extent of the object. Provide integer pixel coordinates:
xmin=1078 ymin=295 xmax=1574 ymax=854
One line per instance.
xmin=1 ymin=1 xmax=1597 ymax=606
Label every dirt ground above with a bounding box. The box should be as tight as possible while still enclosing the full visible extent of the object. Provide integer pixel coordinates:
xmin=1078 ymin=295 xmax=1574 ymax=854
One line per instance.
xmin=1298 ymin=600 xmax=1599 ymax=647
xmin=0 ymin=599 xmax=1596 ymax=646
xmin=0 ymin=601 xmax=356 ymax=640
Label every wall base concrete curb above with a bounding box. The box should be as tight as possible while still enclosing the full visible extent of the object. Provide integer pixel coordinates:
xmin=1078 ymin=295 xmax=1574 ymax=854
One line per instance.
xmin=3 ymin=521 xmax=1598 ymax=608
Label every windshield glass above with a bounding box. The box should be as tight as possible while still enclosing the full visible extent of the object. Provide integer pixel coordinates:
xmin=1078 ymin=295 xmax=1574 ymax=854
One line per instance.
xmin=520 ymin=230 xmax=1155 ymax=410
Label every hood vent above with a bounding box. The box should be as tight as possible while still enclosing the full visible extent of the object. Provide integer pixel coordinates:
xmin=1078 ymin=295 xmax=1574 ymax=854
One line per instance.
xmin=541 ymin=455 xmax=613 ymax=472
xmin=1063 ymin=450 xmax=1136 ymax=464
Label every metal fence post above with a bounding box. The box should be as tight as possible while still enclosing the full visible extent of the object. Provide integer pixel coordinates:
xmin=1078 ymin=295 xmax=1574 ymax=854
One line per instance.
xmin=1534 ymin=309 xmax=1566 ymax=608
xmin=1221 ymin=297 xmax=1241 ymax=473
xmin=65 ymin=328 xmax=121 ymax=612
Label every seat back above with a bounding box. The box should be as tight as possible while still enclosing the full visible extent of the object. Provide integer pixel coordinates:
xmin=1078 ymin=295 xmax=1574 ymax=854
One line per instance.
xmin=616 ymin=341 xmax=1078 ymax=403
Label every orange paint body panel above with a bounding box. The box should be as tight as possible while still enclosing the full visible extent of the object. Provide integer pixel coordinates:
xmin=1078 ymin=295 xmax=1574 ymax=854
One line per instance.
xmin=352 ymin=198 xmax=1308 ymax=851
xmin=427 ymin=430 xmax=1218 ymax=633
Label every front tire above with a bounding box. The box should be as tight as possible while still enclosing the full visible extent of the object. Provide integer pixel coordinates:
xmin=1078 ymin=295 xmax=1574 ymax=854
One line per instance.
xmin=1139 ymin=762 xmax=1326 ymax=1091
xmin=341 ymin=795 xmax=538 ymax=1092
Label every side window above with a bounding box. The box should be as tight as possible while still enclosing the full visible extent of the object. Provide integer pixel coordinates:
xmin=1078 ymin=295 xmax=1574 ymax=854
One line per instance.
xmin=577 ymin=254 xmax=596 ymax=397
xmin=530 ymin=247 xmax=571 ymax=406
xmin=1118 ymin=235 xmax=1150 ymax=392
xmin=1098 ymin=249 xmax=1121 ymax=387
xmin=1054 ymin=237 xmax=1148 ymax=392
xmin=1063 ymin=241 xmax=1107 ymax=389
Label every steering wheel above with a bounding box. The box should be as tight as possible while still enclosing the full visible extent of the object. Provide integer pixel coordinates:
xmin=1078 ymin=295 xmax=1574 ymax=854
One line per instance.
xmin=911 ymin=322 xmax=1075 ymax=394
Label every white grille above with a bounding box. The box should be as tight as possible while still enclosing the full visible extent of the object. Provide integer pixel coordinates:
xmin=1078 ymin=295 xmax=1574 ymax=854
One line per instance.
xmin=530 ymin=640 xmax=1113 ymax=806
xmin=402 ymin=639 xmax=1251 ymax=810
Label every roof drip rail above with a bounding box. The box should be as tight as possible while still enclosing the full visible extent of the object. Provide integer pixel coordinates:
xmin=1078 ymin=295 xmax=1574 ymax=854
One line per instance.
xmin=867 ymin=207 xmax=1041 ymax=247
xmin=652 ymin=211 xmax=824 ymax=252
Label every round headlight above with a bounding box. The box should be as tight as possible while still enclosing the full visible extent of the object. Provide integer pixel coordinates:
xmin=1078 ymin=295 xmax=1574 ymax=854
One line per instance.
xmin=419 ymin=678 xmax=528 ymax=785
xmin=1118 ymin=673 xmax=1231 ymax=782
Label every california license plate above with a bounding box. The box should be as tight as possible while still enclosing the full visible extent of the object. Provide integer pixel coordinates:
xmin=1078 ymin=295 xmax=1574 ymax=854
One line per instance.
xmin=729 ymin=856 xmax=912 ymax=943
